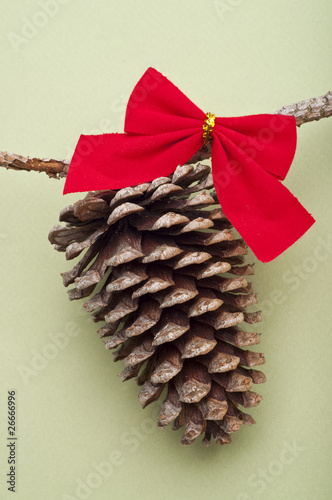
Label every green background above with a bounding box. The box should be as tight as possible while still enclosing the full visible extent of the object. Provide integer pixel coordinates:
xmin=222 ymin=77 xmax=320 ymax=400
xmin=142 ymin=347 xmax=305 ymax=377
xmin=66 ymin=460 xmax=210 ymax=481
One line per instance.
xmin=1 ymin=1 xmax=331 ymax=499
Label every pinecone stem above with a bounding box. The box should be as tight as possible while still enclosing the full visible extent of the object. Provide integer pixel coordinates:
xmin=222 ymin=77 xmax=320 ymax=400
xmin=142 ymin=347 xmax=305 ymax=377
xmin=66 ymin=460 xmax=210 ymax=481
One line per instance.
xmin=1 ymin=91 xmax=331 ymax=178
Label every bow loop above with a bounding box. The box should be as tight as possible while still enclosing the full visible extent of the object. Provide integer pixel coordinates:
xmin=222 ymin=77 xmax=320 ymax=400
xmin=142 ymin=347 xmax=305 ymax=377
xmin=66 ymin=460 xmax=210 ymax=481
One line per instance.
xmin=64 ymin=67 xmax=314 ymax=262
xmin=214 ymin=114 xmax=297 ymax=180
xmin=125 ymin=67 xmax=205 ymax=135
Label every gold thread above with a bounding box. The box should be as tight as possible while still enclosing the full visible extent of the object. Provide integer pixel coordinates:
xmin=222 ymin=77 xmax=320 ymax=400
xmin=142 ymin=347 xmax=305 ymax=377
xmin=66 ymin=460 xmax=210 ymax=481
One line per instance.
xmin=203 ymin=112 xmax=215 ymax=144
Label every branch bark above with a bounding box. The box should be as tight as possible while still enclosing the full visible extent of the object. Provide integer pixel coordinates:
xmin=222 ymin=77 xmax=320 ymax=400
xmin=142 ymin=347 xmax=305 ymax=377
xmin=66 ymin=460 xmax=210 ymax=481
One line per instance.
xmin=1 ymin=91 xmax=331 ymax=179
xmin=274 ymin=90 xmax=332 ymax=125
xmin=0 ymin=151 xmax=69 ymax=179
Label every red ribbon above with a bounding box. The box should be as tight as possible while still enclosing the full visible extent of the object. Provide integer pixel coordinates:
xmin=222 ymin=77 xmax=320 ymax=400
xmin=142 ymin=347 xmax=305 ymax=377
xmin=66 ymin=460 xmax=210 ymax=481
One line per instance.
xmin=64 ymin=67 xmax=315 ymax=262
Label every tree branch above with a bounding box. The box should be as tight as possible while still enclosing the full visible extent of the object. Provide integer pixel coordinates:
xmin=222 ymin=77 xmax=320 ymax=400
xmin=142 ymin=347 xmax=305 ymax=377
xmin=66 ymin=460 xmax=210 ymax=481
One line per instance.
xmin=275 ymin=90 xmax=332 ymax=126
xmin=0 ymin=151 xmax=69 ymax=179
xmin=1 ymin=91 xmax=331 ymax=179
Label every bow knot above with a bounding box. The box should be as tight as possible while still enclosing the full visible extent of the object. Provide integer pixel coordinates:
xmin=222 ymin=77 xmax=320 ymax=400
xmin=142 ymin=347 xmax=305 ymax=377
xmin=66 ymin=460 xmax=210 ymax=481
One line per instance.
xmin=203 ymin=112 xmax=216 ymax=144
xmin=64 ymin=67 xmax=314 ymax=262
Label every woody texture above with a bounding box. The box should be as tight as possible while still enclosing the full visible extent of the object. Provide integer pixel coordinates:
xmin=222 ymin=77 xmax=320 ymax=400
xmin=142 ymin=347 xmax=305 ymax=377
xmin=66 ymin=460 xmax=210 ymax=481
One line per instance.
xmin=49 ymin=162 xmax=265 ymax=446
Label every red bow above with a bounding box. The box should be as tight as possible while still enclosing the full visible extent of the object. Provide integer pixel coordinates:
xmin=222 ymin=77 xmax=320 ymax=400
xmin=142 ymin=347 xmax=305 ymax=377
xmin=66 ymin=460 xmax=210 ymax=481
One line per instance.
xmin=64 ymin=67 xmax=314 ymax=262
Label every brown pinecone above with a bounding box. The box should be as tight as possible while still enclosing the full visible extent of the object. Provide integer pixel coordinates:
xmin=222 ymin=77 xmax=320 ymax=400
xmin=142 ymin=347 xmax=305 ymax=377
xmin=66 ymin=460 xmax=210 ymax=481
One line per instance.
xmin=49 ymin=162 xmax=265 ymax=446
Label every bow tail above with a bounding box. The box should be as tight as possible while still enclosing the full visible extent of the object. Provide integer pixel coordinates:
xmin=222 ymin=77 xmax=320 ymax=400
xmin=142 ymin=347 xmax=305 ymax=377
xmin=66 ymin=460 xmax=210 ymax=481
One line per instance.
xmin=211 ymin=136 xmax=315 ymax=262
xmin=64 ymin=130 xmax=203 ymax=194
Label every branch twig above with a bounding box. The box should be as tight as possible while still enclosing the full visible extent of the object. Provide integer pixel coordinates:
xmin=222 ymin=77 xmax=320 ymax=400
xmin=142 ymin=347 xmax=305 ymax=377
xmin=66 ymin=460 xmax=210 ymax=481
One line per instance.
xmin=275 ymin=90 xmax=332 ymax=126
xmin=0 ymin=151 xmax=69 ymax=179
xmin=1 ymin=91 xmax=331 ymax=179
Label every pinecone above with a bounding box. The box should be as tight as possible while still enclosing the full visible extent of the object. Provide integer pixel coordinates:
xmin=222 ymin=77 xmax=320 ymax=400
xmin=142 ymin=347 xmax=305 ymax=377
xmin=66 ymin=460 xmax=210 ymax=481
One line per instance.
xmin=49 ymin=162 xmax=265 ymax=446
